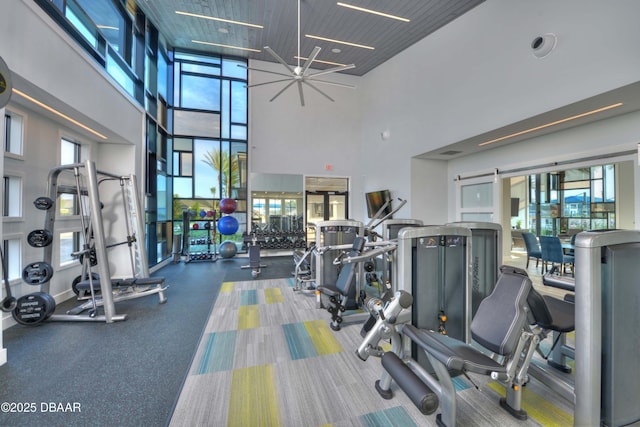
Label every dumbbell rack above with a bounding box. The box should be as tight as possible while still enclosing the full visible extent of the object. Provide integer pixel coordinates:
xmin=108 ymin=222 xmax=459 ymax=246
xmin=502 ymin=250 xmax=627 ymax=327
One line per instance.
xmin=242 ymin=229 xmax=306 ymax=251
xmin=185 ymin=218 xmax=218 ymax=262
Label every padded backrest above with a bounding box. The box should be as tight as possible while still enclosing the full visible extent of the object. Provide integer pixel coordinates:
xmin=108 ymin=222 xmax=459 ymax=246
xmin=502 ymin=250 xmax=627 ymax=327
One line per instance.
xmin=522 ymin=232 xmax=540 ymax=254
xmin=470 ymin=265 xmax=532 ymax=356
xmin=526 ymin=287 xmax=553 ymax=327
xmin=539 ymin=236 xmax=563 ymax=263
xmin=335 ymin=236 xmax=366 ymax=295
xmin=351 ymin=236 xmax=366 ymax=253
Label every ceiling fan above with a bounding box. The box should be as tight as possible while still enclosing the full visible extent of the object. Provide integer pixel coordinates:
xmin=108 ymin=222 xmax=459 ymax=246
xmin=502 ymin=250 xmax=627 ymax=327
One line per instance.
xmin=246 ymin=0 xmax=356 ymax=106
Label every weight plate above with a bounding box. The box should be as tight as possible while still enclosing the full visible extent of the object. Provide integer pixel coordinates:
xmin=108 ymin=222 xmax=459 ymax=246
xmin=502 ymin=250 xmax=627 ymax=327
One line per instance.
xmin=39 ymin=292 xmax=56 ymax=318
xmin=0 ymin=56 xmax=12 ymax=109
xmin=27 ymin=229 xmax=53 ymax=248
xmin=22 ymin=261 xmax=54 ymax=285
xmin=11 ymin=292 xmax=55 ymax=326
xmin=33 ymin=196 xmax=54 ymax=210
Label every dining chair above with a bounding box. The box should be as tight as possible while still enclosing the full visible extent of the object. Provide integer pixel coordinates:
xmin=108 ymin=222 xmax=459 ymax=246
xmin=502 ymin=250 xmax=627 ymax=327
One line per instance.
xmin=522 ymin=232 xmax=543 ymax=270
xmin=565 ymin=233 xmax=577 ymax=257
xmin=539 ymin=236 xmax=575 ymax=275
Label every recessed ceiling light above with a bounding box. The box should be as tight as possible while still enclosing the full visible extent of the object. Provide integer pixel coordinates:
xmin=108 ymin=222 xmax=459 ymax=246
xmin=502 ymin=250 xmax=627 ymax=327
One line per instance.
xmin=331 ymin=48 xmax=342 ymax=54
xmin=218 ymin=28 xmax=229 ymax=34
xmin=305 ymin=34 xmax=374 ymax=50
xmin=176 ymin=11 xmax=263 ymax=29
xmin=336 ymin=2 xmax=410 ymax=22
xmin=192 ymin=40 xmax=261 ymax=53
xmin=478 ymin=103 xmax=624 ymax=147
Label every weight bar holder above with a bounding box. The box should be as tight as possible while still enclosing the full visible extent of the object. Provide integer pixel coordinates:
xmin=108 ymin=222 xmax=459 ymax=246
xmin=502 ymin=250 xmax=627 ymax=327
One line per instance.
xmin=38 ymin=161 xmax=170 ymax=323
xmin=38 ymin=161 xmax=128 ymax=323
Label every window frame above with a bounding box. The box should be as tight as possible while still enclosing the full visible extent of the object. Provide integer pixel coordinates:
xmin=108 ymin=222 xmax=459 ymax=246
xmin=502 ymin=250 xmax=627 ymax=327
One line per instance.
xmin=3 ymin=108 xmax=27 ymax=160
xmin=58 ymin=229 xmax=82 ymax=268
xmin=59 ymin=137 xmax=83 ymax=217
xmin=2 ymin=236 xmax=23 ymax=283
xmin=2 ymin=172 xmax=24 ymax=220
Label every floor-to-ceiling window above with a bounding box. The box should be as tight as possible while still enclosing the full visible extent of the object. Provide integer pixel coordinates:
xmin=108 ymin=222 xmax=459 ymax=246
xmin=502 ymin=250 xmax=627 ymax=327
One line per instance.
xmin=171 ymin=51 xmax=248 ymax=253
xmin=35 ymin=1 xmax=250 ymax=263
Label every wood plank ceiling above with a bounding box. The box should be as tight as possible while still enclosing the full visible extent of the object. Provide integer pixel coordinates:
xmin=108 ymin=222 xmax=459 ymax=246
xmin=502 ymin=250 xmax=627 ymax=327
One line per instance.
xmin=133 ymin=0 xmax=485 ymax=76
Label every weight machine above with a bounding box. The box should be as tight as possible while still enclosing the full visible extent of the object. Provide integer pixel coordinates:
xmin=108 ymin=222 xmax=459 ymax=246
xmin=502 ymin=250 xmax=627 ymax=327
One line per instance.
xmin=11 ymin=160 xmax=166 ymax=325
xmin=527 ymin=229 xmax=640 ymax=427
xmin=241 ymin=232 xmax=267 ymax=278
xmin=293 ymin=197 xmax=408 ymax=292
xmin=316 ymin=237 xmax=398 ymax=330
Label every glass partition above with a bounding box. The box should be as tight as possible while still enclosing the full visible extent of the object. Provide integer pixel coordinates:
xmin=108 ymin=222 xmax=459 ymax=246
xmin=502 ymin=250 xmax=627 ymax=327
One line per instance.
xmin=515 ymin=163 xmax=620 ymax=237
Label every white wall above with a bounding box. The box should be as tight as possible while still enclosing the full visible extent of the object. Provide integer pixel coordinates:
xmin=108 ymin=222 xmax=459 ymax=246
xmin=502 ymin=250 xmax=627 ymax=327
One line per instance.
xmin=247 ymin=59 xmax=367 ymax=217
xmin=356 ymin=0 xmax=640 ymax=222
xmin=447 ymin=111 xmax=640 ymax=226
xmin=1 ymin=0 xmax=145 ymax=341
xmin=1 ymin=1 xmax=144 ymax=147
xmin=410 ymin=158 xmax=449 ymax=225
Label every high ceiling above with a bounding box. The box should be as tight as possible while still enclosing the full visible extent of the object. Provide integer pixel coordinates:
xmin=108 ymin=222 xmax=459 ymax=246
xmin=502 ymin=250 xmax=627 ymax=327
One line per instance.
xmin=134 ymin=0 xmax=485 ymax=76
xmin=131 ymin=0 xmax=640 ymax=159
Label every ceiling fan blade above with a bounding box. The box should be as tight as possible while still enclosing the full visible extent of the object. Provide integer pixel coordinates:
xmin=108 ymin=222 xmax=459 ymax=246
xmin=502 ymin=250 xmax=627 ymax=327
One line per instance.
xmin=245 ymin=67 xmax=292 ymax=78
xmin=264 ymin=46 xmax=295 ymax=74
xmin=303 ymin=80 xmax=335 ymax=102
xmin=304 ymin=78 xmax=356 ymax=89
xmin=297 ymin=81 xmax=305 ymax=107
xmin=308 ymin=64 xmax=356 ymax=79
xmin=248 ymin=78 xmax=295 ymax=88
xmin=300 ymin=47 xmax=321 ymax=75
xmin=269 ymin=80 xmax=297 ymax=102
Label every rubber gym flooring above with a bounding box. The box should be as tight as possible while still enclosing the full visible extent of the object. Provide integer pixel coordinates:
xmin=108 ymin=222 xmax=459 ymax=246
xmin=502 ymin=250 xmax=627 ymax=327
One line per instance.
xmin=0 ymin=254 xmax=575 ymax=426
xmin=0 ymin=256 xmax=291 ymax=427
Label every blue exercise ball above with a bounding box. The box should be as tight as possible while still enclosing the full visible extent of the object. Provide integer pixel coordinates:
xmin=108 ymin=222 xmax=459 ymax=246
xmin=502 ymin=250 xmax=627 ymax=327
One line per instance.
xmin=218 ymin=215 xmax=239 ymax=235
xmin=219 ymin=240 xmax=238 ymax=258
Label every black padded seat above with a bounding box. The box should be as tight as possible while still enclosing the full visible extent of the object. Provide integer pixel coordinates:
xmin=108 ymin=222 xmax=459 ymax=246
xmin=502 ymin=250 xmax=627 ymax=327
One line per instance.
xmin=539 ymin=295 xmax=574 ymax=332
xmin=403 ymin=326 xmax=505 ymax=376
xmin=317 ymin=236 xmax=366 ymax=330
xmin=317 ymin=285 xmax=341 ymax=298
xmin=317 ymin=236 xmax=366 ymax=299
xmin=527 ymin=288 xmax=575 ymax=333
xmin=526 ymin=286 xmax=575 ymax=374
xmin=387 ymin=266 xmax=536 ymax=426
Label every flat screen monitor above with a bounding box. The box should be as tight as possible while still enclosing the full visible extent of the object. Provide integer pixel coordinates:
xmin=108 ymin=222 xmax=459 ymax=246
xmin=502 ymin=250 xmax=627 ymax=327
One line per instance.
xmin=366 ymin=190 xmax=392 ymax=219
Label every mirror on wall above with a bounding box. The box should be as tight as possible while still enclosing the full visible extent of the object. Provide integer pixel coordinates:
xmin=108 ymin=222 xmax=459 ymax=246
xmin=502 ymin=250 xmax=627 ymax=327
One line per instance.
xmin=249 ymin=174 xmax=304 ymax=248
xmin=509 ymin=161 xmax=634 ymax=237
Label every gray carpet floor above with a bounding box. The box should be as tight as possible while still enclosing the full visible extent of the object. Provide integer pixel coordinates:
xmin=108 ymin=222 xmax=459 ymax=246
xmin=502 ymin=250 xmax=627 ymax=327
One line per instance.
xmin=168 ymin=277 xmax=574 ymax=427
